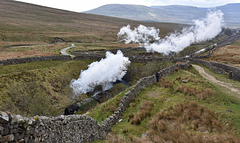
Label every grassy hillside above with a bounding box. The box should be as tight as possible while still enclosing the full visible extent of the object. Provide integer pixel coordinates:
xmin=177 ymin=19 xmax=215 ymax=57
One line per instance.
xmin=207 ymin=39 xmax=240 ymax=68
xmin=0 ymin=42 xmax=68 ymax=60
xmin=0 ymin=0 xmax=184 ymax=43
xmin=0 ymin=58 xmax=174 ymax=116
xmin=0 ymin=0 xmax=186 ymax=60
xmin=88 ymin=66 xmax=240 ymax=142
xmin=86 ymin=3 xmax=240 ymax=28
xmin=0 ymin=59 xmax=93 ymax=116
xmin=0 ymin=0 xmax=185 ymax=115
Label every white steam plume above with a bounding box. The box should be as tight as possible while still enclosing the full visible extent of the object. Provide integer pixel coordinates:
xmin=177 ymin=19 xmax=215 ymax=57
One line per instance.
xmin=118 ymin=10 xmax=224 ymax=55
xmin=118 ymin=24 xmax=160 ymax=44
xmin=70 ymin=50 xmax=131 ymax=96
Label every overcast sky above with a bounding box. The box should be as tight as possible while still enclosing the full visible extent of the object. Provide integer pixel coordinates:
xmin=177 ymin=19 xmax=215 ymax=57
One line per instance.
xmin=15 ymin=0 xmax=240 ymax=12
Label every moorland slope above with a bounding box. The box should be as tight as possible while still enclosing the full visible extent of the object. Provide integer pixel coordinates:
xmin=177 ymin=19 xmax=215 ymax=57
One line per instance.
xmin=0 ymin=0 xmax=185 ymax=43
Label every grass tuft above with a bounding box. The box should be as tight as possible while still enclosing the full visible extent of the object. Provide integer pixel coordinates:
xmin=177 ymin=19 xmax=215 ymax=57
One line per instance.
xmin=175 ymin=85 xmax=215 ymax=100
xmin=130 ymin=101 xmax=154 ymax=125
xmin=133 ymin=103 xmax=240 ymax=143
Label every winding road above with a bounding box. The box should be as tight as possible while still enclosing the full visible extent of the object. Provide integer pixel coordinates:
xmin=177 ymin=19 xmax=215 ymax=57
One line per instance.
xmin=192 ymin=65 xmax=240 ymax=97
xmin=61 ymin=44 xmax=75 ymax=57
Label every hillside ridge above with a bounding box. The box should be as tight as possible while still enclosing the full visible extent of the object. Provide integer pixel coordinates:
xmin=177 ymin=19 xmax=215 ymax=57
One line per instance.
xmin=85 ymin=3 xmax=240 ymax=28
xmin=0 ymin=0 xmax=185 ymax=43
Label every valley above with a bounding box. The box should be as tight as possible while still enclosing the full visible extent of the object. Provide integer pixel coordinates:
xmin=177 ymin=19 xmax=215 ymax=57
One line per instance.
xmin=0 ymin=0 xmax=240 ymax=142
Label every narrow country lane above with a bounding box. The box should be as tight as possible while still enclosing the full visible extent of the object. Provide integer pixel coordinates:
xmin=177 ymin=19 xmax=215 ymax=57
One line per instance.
xmin=192 ymin=64 xmax=240 ymax=97
xmin=61 ymin=44 xmax=75 ymax=57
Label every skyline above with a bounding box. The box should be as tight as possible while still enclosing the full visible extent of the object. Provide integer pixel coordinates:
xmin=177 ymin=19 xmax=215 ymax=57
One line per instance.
xmin=14 ymin=0 xmax=240 ymax=12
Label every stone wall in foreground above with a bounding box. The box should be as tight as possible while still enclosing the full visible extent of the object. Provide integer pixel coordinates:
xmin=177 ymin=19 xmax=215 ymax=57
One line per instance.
xmin=0 ymin=112 xmax=105 ymax=143
xmin=0 ymin=62 xmax=190 ymax=143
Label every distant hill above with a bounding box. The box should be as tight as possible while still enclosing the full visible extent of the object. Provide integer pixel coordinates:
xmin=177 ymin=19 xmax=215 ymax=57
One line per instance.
xmin=85 ymin=3 xmax=240 ymax=28
xmin=0 ymin=0 xmax=185 ymax=43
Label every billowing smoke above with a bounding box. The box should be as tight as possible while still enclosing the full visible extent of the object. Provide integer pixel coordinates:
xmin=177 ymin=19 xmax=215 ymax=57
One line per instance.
xmin=70 ymin=50 xmax=131 ymax=96
xmin=118 ymin=10 xmax=224 ymax=55
xmin=118 ymin=24 xmax=160 ymax=44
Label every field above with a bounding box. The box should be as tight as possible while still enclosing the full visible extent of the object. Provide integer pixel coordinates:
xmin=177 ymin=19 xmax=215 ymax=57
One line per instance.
xmin=207 ymin=39 xmax=240 ymax=67
xmin=0 ymin=0 xmax=186 ymax=116
xmin=0 ymin=60 xmax=94 ymax=116
xmin=0 ymin=42 xmax=69 ymax=60
xmin=0 ymin=58 xmax=174 ymax=116
xmin=0 ymin=0 xmax=186 ymax=60
xmin=88 ymin=66 xmax=240 ymax=142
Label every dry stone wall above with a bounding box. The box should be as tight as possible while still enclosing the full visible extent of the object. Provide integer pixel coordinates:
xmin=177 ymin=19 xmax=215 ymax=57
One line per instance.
xmin=0 ymin=62 xmax=190 ymax=143
xmin=73 ymin=54 xmax=103 ymax=61
xmin=0 ymin=54 xmax=170 ymax=66
xmin=0 ymin=112 xmax=105 ymax=143
xmin=0 ymin=55 xmax=72 ymax=66
xmin=0 ymin=53 xmax=168 ymax=66
xmin=190 ymin=59 xmax=240 ymax=81
xmin=73 ymin=53 xmax=171 ymax=63
xmin=0 ymin=52 xmax=181 ymax=67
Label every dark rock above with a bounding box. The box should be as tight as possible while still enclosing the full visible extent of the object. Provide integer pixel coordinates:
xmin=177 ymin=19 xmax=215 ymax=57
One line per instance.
xmin=2 ymin=128 xmax=9 ymax=136
xmin=19 ymin=133 xmax=24 ymax=140
xmin=14 ymin=133 xmax=19 ymax=141
xmin=0 ymin=126 xmax=4 ymax=133
xmin=24 ymin=135 xmax=29 ymax=143
xmin=10 ymin=128 xmax=18 ymax=134
xmin=1 ymin=134 xmax=14 ymax=142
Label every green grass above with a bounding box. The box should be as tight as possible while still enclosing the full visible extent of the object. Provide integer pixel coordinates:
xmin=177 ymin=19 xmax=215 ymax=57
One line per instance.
xmin=87 ymin=91 xmax=126 ymax=124
xmin=87 ymin=61 xmax=174 ymax=123
xmin=0 ymin=42 xmax=71 ymax=60
xmin=232 ymin=39 xmax=240 ymax=46
xmin=114 ymin=74 xmax=240 ymax=139
xmin=125 ymin=61 xmax=174 ymax=85
xmin=199 ymin=65 xmax=240 ymax=99
xmin=0 ymin=58 xmax=173 ymax=117
xmin=89 ymin=66 xmax=240 ymax=141
xmin=177 ymin=44 xmax=206 ymax=57
xmin=0 ymin=59 xmax=94 ymax=116
xmin=69 ymin=43 xmax=113 ymax=53
xmin=0 ymin=61 xmax=65 ymax=74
